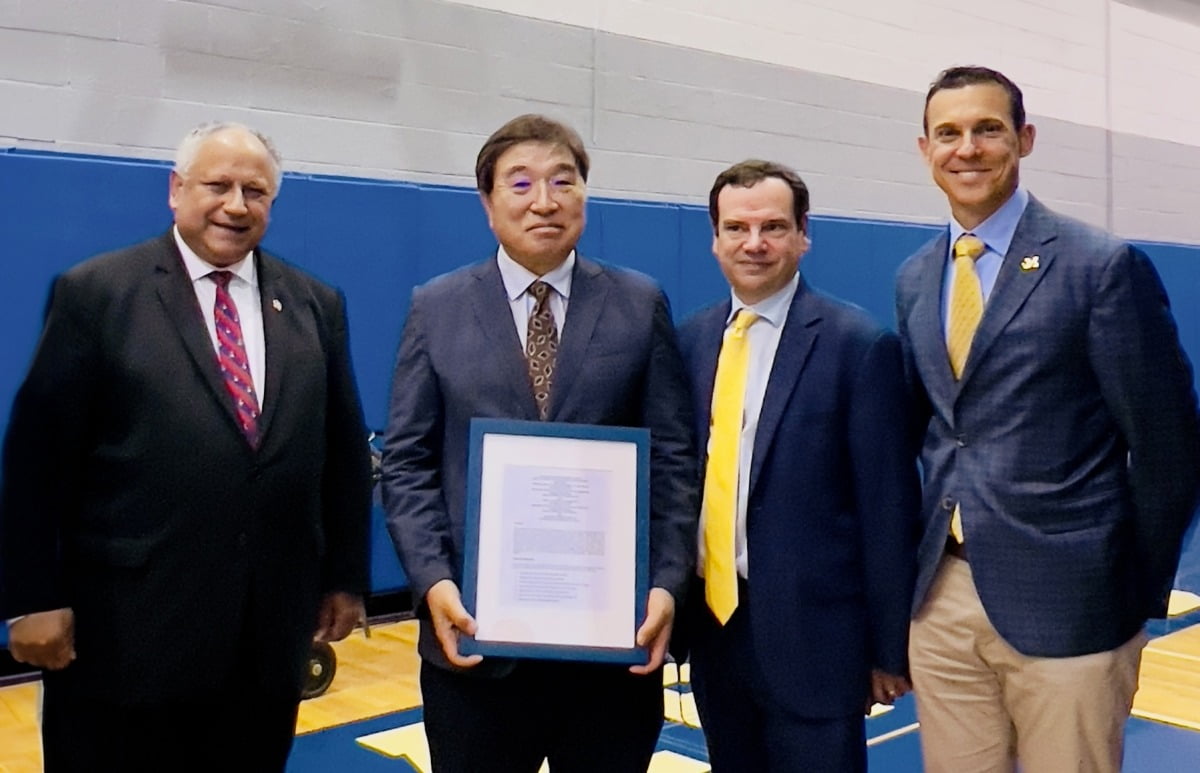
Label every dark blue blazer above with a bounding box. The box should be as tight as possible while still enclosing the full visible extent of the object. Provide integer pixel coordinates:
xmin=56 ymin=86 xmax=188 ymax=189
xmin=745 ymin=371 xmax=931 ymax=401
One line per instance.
xmin=896 ymin=196 xmax=1200 ymax=658
xmin=677 ymin=277 xmax=919 ymax=718
xmin=381 ymin=254 xmax=698 ymax=673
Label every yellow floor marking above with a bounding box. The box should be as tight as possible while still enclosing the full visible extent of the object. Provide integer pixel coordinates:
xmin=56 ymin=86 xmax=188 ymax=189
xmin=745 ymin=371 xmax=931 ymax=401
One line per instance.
xmin=1169 ymin=590 xmax=1200 ymax=617
xmin=648 ymin=750 xmax=710 ymax=772
xmin=356 ymin=722 xmax=430 ymax=770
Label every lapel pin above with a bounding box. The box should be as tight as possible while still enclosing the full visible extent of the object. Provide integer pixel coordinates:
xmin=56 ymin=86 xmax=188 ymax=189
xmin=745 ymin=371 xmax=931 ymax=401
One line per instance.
xmin=1020 ymin=255 xmax=1040 ymax=271
xmin=271 ymin=298 xmax=283 ymax=312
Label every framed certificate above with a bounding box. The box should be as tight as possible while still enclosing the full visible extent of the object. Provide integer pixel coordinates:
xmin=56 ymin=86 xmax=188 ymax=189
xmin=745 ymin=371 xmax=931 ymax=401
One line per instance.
xmin=459 ymin=418 xmax=650 ymax=664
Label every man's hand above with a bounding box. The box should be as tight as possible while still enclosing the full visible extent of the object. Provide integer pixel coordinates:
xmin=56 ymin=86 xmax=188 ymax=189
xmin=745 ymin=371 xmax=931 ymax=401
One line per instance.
xmin=629 ymin=587 xmax=675 ymax=675
xmin=867 ymin=668 xmax=912 ymax=712
xmin=425 ymin=579 xmax=482 ymax=668
xmin=9 ymin=608 xmax=76 ymax=670
xmin=313 ymin=591 xmax=365 ymax=643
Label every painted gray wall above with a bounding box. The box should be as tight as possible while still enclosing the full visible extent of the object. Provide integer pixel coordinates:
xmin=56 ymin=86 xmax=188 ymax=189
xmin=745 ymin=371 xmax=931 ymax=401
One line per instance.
xmin=1 ymin=0 xmax=1198 ymax=242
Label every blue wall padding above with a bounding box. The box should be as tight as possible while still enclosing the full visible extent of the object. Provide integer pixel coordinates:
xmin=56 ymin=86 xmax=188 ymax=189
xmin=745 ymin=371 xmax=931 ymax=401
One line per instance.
xmin=5 ymin=149 xmax=1200 ymax=598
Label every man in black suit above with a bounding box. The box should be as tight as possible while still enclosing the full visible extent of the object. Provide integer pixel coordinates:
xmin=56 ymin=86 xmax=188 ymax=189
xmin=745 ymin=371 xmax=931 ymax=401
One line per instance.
xmin=0 ymin=122 xmax=372 ymax=772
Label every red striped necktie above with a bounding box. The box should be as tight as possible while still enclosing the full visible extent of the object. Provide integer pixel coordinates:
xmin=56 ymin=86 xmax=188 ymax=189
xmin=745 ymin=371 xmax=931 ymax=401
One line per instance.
xmin=209 ymin=271 xmax=260 ymax=446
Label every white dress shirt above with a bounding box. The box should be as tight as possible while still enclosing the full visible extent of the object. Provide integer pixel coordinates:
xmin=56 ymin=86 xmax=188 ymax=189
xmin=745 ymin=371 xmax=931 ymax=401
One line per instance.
xmin=173 ymin=227 xmax=267 ymax=409
xmin=698 ymin=272 xmax=800 ymax=579
xmin=495 ymin=246 xmax=575 ymax=347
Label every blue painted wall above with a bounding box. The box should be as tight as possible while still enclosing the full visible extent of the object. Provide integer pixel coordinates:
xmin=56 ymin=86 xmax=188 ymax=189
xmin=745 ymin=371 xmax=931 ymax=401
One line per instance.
xmin=3 ymin=149 xmax=1199 ymax=598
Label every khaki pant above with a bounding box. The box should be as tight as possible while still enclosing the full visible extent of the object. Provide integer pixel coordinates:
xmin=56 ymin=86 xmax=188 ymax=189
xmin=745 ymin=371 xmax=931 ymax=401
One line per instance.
xmin=909 ymin=554 xmax=1146 ymax=773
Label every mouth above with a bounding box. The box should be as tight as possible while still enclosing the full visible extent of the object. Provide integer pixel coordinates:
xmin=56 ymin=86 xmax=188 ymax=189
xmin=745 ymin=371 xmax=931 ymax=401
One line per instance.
xmin=212 ymin=222 xmax=251 ymax=234
xmin=527 ymin=223 xmax=564 ymax=234
xmin=950 ymin=169 xmax=991 ymax=182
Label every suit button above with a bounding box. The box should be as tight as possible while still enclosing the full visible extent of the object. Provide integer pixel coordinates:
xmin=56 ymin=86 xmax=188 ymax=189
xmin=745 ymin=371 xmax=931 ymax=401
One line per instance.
xmin=236 ymin=533 xmax=248 ymax=548
xmin=956 ymin=435 xmax=967 ymax=448
xmin=941 ymin=497 xmax=955 ymax=511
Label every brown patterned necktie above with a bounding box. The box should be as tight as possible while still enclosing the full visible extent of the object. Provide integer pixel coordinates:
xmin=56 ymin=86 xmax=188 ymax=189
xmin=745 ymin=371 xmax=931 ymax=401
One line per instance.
xmin=525 ymin=280 xmax=559 ymax=420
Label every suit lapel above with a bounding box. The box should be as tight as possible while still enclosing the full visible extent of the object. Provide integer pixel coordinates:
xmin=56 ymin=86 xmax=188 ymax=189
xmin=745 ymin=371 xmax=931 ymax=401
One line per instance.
xmin=255 ymin=252 xmax=286 ymax=447
xmin=692 ymin=301 xmax=730 ymax=465
xmin=546 ymin=257 xmax=608 ymax=420
xmin=470 ymin=258 xmax=540 ymax=420
xmin=152 ymin=234 xmax=250 ymax=445
xmin=956 ymin=198 xmax=1056 ymax=388
xmin=748 ymin=279 xmax=819 ymax=497
xmin=906 ymin=232 xmax=958 ymax=418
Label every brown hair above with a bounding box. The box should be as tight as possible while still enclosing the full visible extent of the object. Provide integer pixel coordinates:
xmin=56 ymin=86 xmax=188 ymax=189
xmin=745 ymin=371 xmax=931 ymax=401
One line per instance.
xmin=475 ymin=114 xmax=590 ymax=194
xmin=709 ymin=159 xmax=809 ymax=233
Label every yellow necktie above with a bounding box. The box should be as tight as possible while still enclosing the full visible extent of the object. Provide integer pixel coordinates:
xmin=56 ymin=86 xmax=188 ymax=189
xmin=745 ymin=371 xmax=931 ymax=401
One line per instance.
xmin=702 ymin=309 xmax=758 ymax=624
xmin=947 ymin=234 xmax=985 ymax=380
xmin=947 ymin=234 xmax=985 ymax=544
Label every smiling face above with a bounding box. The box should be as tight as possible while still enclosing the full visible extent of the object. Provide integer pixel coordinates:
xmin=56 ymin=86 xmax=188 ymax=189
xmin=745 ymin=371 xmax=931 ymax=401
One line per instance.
xmin=712 ymin=177 xmax=809 ymax=305
xmin=480 ymin=141 xmax=586 ymax=276
xmin=168 ymin=128 xmax=277 ymax=267
xmin=920 ymin=82 xmax=1036 ymax=229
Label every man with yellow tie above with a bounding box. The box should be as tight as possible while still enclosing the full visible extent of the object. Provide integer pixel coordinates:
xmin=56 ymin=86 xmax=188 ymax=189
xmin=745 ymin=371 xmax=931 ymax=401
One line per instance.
xmin=675 ymin=160 xmax=920 ymax=772
xmin=896 ymin=66 xmax=1200 ymax=772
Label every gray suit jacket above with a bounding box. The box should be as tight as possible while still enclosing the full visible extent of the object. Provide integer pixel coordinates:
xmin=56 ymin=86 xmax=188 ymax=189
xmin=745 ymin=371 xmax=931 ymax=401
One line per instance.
xmin=896 ymin=196 xmax=1200 ymax=658
xmin=381 ymin=254 xmax=698 ymax=672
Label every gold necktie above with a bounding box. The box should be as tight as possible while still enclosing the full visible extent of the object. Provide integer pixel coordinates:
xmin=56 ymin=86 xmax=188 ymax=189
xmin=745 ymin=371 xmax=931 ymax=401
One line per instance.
xmin=947 ymin=234 xmax=985 ymax=544
xmin=947 ymin=234 xmax=985 ymax=380
xmin=702 ymin=309 xmax=758 ymax=624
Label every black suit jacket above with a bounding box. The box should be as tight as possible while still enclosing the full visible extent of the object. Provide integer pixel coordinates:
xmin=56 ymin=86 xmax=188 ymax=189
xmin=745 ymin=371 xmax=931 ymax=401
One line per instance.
xmin=0 ymin=232 xmax=372 ymax=703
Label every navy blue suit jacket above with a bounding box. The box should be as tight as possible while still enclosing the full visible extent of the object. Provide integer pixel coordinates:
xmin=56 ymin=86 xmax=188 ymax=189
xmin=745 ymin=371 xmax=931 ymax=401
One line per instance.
xmin=381 ymin=254 xmax=698 ymax=673
xmin=896 ymin=196 xmax=1200 ymax=657
xmin=678 ymin=277 xmax=919 ymax=718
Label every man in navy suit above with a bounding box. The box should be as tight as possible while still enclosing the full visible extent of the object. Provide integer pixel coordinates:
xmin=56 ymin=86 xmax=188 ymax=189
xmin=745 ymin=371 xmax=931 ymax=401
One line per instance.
xmin=896 ymin=66 xmax=1200 ymax=772
xmin=0 ymin=123 xmax=372 ymax=771
xmin=381 ymin=114 xmax=698 ymax=773
xmin=676 ymin=159 xmax=919 ymax=772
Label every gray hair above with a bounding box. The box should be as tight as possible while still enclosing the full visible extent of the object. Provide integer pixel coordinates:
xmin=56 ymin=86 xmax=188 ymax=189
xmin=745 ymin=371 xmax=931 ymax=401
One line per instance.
xmin=173 ymin=121 xmax=283 ymax=191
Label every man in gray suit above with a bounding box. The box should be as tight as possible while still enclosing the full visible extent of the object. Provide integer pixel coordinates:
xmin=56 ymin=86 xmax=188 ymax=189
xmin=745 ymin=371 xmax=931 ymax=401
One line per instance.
xmin=896 ymin=65 xmax=1200 ymax=772
xmin=381 ymin=114 xmax=698 ymax=773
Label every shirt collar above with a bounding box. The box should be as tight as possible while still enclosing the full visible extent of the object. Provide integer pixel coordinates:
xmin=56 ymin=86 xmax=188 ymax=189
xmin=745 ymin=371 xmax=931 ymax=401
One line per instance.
xmin=948 ymin=186 xmax=1029 ymax=258
xmin=496 ymin=246 xmax=575 ymax=301
xmin=173 ymin=226 xmax=258 ymax=288
xmin=726 ymin=271 xmax=799 ymax=329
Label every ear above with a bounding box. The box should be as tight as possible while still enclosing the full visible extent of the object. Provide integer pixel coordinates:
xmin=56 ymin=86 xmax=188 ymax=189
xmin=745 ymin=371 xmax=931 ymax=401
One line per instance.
xmin=167 ymin=171 xmax=182 ymax=211
xmin=1018 ymin=123 xmax=1036 ymax=158
xmin=478 ymin=190 xmax=496 ymax=229
xmin=917 ymin=134 xmax=931 ymax=161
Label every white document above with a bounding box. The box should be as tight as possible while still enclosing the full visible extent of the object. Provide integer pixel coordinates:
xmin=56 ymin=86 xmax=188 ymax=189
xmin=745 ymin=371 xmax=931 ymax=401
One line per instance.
xmin=473 ymin=432 xmax=640 ymax=649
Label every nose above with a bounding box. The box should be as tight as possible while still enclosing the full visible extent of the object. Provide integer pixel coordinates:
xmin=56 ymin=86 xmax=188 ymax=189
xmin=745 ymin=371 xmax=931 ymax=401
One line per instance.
xmin=954 ymin=133 xmax=979 ymax=158
xmin=223 ymin=185 xmax=248 ymax=214
xmin=743 ymin=228 xmax=766 ymax=252
xmin=530 ymin=180 xmax=558 ymax=213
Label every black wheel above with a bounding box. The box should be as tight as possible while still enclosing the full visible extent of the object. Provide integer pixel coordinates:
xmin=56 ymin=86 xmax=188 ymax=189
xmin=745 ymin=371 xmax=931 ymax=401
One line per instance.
xmin=301 ymin=641 xmax=337 ymax=699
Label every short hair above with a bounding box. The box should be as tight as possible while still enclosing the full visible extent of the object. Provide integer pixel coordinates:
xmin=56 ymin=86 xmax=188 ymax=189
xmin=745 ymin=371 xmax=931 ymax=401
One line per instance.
xmin=173 ymin=121 xmax=283 ymax=191
xmin=708 ymin=160 xmax=810 ymax=233
xmin=475 ymin=114 xmax=590 ymax=194
xmin=923 ymin=66 xmax=1026 ymax=133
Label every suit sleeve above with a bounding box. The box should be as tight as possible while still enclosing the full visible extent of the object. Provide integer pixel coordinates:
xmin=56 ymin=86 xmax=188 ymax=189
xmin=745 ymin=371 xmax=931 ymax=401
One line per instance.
xmin=641 ymin=291 xmax=701 ymax=603
xmin=317 ymin=288 xmax=373 ymax=595
xmin=850 ymin=329 xmax=921 ymax=675
xmin=0 ymin=274 xmax=99 ymax=618
xmin=1088 ymin=245 xmax=1200 ymax=617
xmin=380 ymin=292 xmax=456 ymax=609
